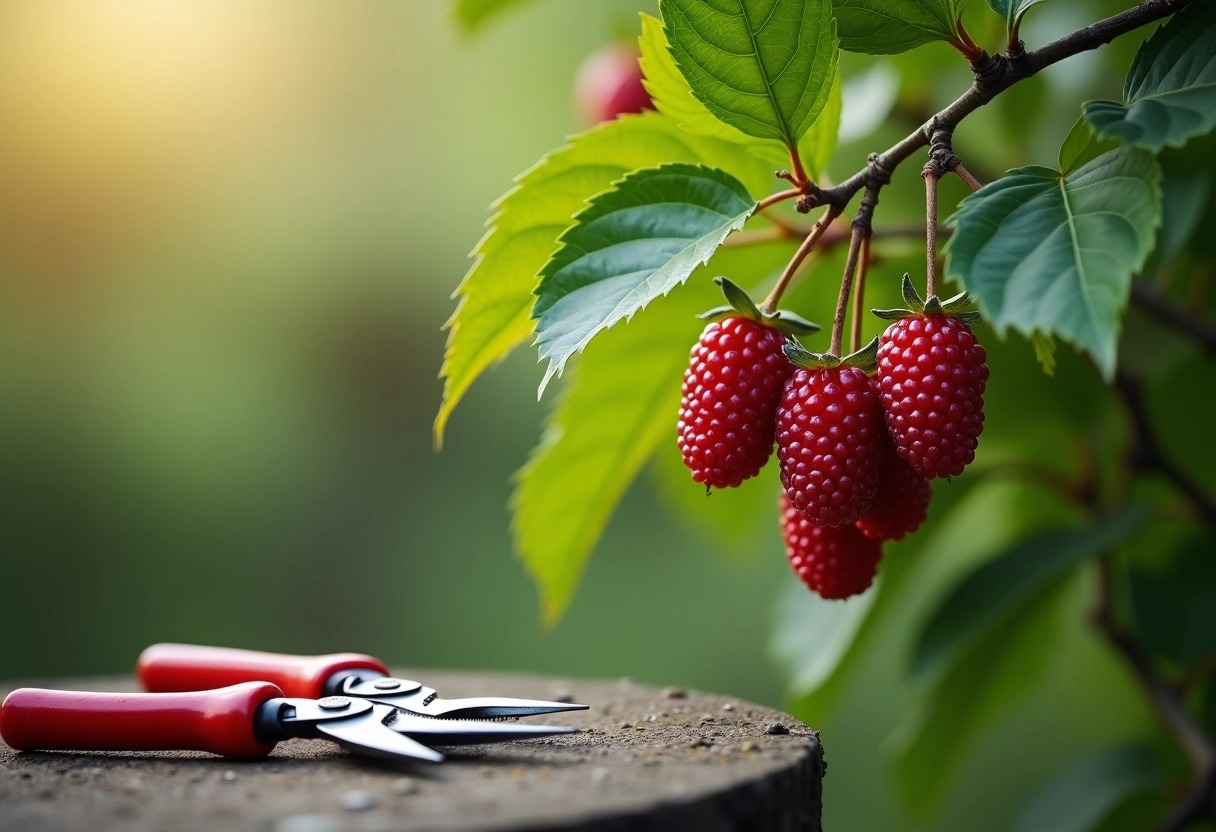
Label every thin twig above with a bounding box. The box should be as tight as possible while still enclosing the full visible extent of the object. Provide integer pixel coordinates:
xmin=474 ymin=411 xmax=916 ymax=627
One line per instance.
xmin=722 ymin=227 xmax=794 ymax=248
xmin=924 ymin=164 xmax=941 ymax=298
xmin=1115 ymin=371 xmax=1216 ymax=528
xmin=1130 ymin=282 xmax=1216 ymax=354
xmin=851 ymin=234 xmax=872 ymax=354
xmin=832 ymin=225 xmax=866 ymax=356
xmin=759 ymin=206 xmax=841 ymax=312
xmin=951 ymin=162 xmax=984 ymax=192
xmin=756 ymin=187 xmax=806 ymax=212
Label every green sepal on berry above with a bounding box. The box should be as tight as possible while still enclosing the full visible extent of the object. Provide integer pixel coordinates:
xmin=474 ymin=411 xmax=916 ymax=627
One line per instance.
xmin=872 ymin=274 xmax=981 ymax=325
xmin=698 ymin=277 xmax=820 ymax=337
xmin=782 ymin=335 xmax=879 ymax=375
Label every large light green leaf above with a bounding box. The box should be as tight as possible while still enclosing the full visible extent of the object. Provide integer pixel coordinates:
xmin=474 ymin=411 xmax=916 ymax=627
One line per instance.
xmin=889 ymin=579 xmax=1069 ymax=815
xmin=911 ymin=509 xmax=1146 ymax=682
xmin=514 ymin=281 xmax=716 ymax=625
xmin=660 ymin=0 xmax=838 ymax=151
xmin=435 ymin=113 xmax=773 ymax=446
xmin=1084 ymin=1 xmax=1216 ymax=152
xmin=532 ymin=163 xmax=757 ymax=395
xmin=1012 ymin=745 xmax=1163 ymax=832
xmin=984 ymin=0 xmax=1048 ymax=36
xmin=945 ymin=148 xmax=1163 ymax=380
xmin=451 ymin=0 xmax=540 ymax=31
xmin=639 ymin=12 xmax=842 ymax=176
xmin=832 ymin=0 xmax=965 ymax=55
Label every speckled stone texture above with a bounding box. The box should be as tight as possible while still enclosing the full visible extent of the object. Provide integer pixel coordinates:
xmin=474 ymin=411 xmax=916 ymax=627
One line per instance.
xmin=1 ymin=671 xmax=824 ymax=832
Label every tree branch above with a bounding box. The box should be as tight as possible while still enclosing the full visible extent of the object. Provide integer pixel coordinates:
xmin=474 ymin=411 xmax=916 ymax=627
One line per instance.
xmin=812 ymin=0 xmax=1193 ymax=216
xmin=1131 ymin=281 xmax=1216 ymax=354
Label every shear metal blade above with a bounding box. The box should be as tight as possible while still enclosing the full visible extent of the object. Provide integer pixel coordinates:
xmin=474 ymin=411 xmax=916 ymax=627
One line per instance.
xmin=413 ymin=695 xmax=589 ymax=720
xmin=383 ymin=710 xmax=579 ymax=745
xmin=314 ymin=705 xmax=444 ymax=762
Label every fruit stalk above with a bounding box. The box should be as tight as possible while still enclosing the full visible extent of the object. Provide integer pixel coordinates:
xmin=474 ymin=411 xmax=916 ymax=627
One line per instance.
xmin=759 ymin=206 xmax=841 ymax=312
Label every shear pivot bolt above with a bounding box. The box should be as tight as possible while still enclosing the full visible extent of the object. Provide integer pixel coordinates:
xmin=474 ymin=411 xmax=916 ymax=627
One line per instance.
xmin=317 ymin=696 xmax=352 ymax=711
xmin=373 ymin=680 xmax=400 ymax=691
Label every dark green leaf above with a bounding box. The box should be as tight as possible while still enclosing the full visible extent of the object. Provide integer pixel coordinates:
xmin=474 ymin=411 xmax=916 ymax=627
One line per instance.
xmin=1128 ymin=527 xmax=1216 ymax=666
xmin=945 ymin=148 xmax=1162 ymax=380
xmin=1012 ymin=745 xmax=1163 ymax=832
xmin=660 ymin=0 xmax=839 ymax=150
xmin=532 ymin=163 xmax=757 ymax=394
xmin=911 ymin=508 xmax=1146 ymax=682
xmin=1058 ymin=116 xmax=1119 ymax=174
xmin=1084 ymin=1 xmax=1216 ymax=152
xmin=985 ymin=0 xmax=1047 ymax=36
xmin=436 ymin=113 xmax=773 ymax=445
xmin=832 ymin=0 xmax=965 ymax=55
xmin=451 ymin=0 xmax=539 ymax=31
xmin=515 ymin=280 xmax=720 ymax=625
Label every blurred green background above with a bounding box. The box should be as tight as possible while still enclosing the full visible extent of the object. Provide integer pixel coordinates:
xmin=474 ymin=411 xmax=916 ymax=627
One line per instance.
xmin=2 ymin=2 xmax=1213 ymax=831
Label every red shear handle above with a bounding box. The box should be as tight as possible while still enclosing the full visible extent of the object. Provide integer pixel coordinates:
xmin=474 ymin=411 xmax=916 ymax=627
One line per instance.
xmin=0 ymin=682 xmax=281 ymax=759
xmin=138 ymin=643 xmax=389 ymax=699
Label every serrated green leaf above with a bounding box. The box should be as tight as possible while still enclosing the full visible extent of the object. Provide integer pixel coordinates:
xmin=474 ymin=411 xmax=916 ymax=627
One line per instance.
xmin=984 ymin=0 xmax=1047 ymax=36
xmin=1083 ymin=1 xmax=1216 ymax=152
xmin=661 ymin=0 xmax=839 ymax=152
xmin=514 ymin=282 xmax=715 ymax=626
xmin=532 ymin=163 xmax=757 ymax=395
xmin=1058 ymin=116 xmax=1119 ymax=174
xmin=1012 ymin=745 xmax=1163 ymax=832
xmin=945 ymin=148 xmax=1163 ymax=380
xmin=451 ymin=0 xmax=539 ymax=31
xmin=911 ymin=509 xmax=1146 ymax=682
xmin=639 ymin=12 xmax=843 ymax=177
xmin=435 ymin=112 xmax=774 ymax=446
xmin=890 ymin=579 xmax=1068 ymax=815
xmin=833 ymin=0 xmax=965 ymax=55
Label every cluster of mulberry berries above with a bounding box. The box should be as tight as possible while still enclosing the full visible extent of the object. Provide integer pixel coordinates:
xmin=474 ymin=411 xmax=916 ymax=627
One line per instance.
xmin=678 ymin=276 xmax=988 ymax=600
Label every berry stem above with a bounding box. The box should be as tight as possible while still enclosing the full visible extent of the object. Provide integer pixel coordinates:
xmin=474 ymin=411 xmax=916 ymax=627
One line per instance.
xmin=788 ymin=146 xmax=810 ymax=189
xmin=760 ymin=205 xmax=841 ymax=312
xmin=850 ymin=234 xmax=872 ymax=355
xmin=923 ymin=163 xmax=940 ymax=299
xmin=951 ymin=162 xmax=983 ymax=192
xmin=831 ymin=224 xmax=866 ymax=357
xmin=756 ymin=187 xmax=807 ymax=212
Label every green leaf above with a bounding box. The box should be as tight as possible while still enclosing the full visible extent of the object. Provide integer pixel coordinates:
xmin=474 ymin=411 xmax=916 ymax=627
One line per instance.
xmin=771 ymin=578 xmax=878 ymax=696
xmin=532 ymin=163 xmax=757 ymax=395
xmin=514 ymin=281 xmax=715 ymax=626
xmin=890 ymin=579 xmax=1069 ymax=815
xmin=1012 ymin=745 xmax=1163 ymax=832
xmin=984 ymin=0 xmax=1047 ymax=36
xmin=911 ymin=508 xmax=1146 ymax=682
xmin=1058 ymin=116 xmax=1119 ymax=174
xmin=639 ymin=12 xmax=843 ymax=177
xmin=945 ymin=148 xmax=1163 ymax=380
xmin=451 ymin=0 xmax=539 ymax=31
xmin=832 ymin=0 xmax=965 ymax=55
xmin=660 ymin=0 xmax=839 ymax=151
xmin=1083 ymin=1 xmax=1216 ymax=152
xmin=435 ymin=112 xmax=773 ymax=446
xmin=1127 ymin=527 xmax=1216 ymax=666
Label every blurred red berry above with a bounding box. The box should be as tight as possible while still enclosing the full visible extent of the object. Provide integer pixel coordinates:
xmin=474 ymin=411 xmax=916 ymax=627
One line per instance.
xmin=780 ymin=493 xmax=882 ymax=600
xmin=575 ymin=43 xmax=653 ymax=126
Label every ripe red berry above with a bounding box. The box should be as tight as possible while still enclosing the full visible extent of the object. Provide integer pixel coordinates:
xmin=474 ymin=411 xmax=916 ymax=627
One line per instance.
xmin=776 ymin=365 xmax=885 ymax=527
xmin=856 ymin=441 xmax=933 ymax=541
xmin=780 ymin=493 xmax=882 ymax=600
xmin=574 ymin=44 xmax=653 ymax=126
xmin=677 ymin=316 xmax=793 ymax=489
xmin=876 ymin=315 xmax=988 ymax=478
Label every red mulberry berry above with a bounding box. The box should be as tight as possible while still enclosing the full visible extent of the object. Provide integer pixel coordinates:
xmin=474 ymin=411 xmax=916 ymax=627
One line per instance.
xmin=776 ymin=365 xmax=885 ymax=527
xmin=781 ymin=493 xmax=882 ymax=599
xmin=678 ymin=316 xmax=792 ymax=489
xmin=856 ymin=442 xmax=933 ymax=541
xmin=876 ymin=316 xmax=988 ymax=478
